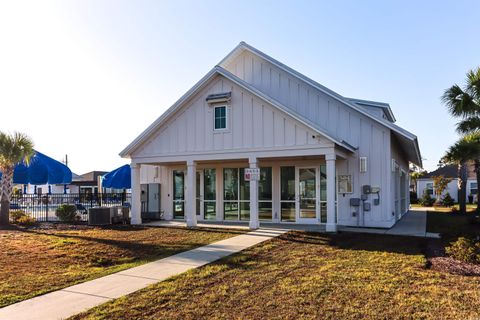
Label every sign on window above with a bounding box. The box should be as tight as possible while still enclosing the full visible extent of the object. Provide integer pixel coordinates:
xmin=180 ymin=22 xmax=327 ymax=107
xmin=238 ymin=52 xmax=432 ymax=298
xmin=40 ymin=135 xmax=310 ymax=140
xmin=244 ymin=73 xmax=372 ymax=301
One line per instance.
xmin=244 ymin=168 xmax=260 ymax=181
xmin=337 ymin=175 xmax=353 ymax=194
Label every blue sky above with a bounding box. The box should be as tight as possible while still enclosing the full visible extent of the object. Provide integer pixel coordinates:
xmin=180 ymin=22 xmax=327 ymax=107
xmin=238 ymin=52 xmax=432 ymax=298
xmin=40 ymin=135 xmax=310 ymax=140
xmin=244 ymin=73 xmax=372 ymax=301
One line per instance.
xmin=0 ymin=0 xmax=478 ymax=173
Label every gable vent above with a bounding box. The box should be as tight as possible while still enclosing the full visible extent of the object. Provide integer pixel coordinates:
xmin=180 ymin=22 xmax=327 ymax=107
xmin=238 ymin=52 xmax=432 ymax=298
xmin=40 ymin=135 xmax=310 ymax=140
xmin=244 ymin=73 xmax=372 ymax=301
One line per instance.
xmin=206 ymin=92 xmax=231 ymax=104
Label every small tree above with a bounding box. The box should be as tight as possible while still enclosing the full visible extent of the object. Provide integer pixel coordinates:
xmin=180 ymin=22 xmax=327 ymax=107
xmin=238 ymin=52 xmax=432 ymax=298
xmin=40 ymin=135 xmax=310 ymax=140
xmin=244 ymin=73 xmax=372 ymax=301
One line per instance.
xmin=0 ymin=132 xmax=35 ymax=226
xmin=432 ymin=175 xmax=453 ymax=205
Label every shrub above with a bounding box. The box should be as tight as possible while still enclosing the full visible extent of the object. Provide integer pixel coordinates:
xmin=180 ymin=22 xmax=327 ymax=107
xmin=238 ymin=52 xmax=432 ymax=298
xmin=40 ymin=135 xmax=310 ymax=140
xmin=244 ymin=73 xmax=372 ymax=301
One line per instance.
xmin=446 ymin=237 xmax=480 ymax=264
xmin=441 ymin=193 xmax=455 ymax=207
xmin=10 ymin=210 xmax=27 ymax=223
xmin=16 ymin=215 xmax=36 ymax=226
xmin=410 ymin=191 xmax=418 ymax=204
xmin=419 ymin=191 xmax=435 ymax=207
xmin=55 ymin=204 xmax=78 ymax=221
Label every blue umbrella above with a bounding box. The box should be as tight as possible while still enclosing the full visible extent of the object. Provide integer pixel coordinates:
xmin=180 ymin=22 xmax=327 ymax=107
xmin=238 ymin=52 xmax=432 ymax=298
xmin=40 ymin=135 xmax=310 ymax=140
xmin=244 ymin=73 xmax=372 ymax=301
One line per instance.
xmin=102 ymin=164 xmax=131 ymax=189
xmin=0 ymin=150 xmax=72 ymax=185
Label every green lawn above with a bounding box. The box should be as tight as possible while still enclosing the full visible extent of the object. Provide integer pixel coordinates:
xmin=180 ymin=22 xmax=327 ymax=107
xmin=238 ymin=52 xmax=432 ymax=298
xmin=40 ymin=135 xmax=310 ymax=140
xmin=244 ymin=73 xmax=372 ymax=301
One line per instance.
xmin=0 ymin=225 xmax=243 ymax=308
xmin=70 ymin=231 xmax=480 ymax=320
xmin=426 ymin=210 xmax=479 ymax=242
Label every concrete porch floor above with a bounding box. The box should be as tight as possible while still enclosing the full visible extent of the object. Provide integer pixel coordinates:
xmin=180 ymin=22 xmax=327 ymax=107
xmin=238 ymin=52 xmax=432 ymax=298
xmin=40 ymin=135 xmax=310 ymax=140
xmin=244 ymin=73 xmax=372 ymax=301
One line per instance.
xmin=143 ymin=211 xmax=439 ymax=238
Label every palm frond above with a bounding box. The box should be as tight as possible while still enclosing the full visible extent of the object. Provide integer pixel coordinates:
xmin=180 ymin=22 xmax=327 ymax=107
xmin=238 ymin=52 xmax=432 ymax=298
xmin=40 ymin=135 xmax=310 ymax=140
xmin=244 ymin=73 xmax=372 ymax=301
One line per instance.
xmin=456 ymin=117 xmax=480 ymax=134
xmin=466 ymin=67 xmax=480 ymax=104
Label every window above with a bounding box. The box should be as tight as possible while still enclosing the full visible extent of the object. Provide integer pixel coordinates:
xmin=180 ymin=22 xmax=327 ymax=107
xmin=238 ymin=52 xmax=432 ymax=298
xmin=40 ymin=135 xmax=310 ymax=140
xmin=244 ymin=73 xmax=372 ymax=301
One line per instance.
xmin=214 ymin=106 xmax=227 ymax=130
xmin=471 ymin=182 xmax=478 ymax=195
xmin=426 ymin=183 xmax=433 ymax=196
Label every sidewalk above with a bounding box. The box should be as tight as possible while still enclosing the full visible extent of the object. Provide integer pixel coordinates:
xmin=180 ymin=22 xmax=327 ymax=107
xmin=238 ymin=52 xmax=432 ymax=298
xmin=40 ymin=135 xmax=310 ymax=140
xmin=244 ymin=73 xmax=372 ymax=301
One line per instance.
xmin=0 ymin=228 xmax=287 ymax=320
xmin=339 ymin=210 xmax=440 ymax=238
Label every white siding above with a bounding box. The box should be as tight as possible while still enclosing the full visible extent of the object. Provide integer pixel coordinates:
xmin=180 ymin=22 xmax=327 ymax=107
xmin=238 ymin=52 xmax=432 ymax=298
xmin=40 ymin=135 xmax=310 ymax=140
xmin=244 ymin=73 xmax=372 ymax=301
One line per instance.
xmin=132 ymin=75 xmax=330 ymax=158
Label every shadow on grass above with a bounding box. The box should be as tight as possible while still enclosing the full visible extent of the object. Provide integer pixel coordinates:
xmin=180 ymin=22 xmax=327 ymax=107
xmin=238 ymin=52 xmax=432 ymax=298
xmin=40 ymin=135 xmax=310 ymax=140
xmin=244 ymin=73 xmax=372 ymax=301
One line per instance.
xmin=277 ymin=231 xmax=428 ymax=257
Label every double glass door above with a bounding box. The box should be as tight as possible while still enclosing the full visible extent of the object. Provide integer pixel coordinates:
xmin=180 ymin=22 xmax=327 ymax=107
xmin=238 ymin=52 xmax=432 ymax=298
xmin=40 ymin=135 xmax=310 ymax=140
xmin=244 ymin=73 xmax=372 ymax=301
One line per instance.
xmin=280 ymin=166 xmax=320 ymax=223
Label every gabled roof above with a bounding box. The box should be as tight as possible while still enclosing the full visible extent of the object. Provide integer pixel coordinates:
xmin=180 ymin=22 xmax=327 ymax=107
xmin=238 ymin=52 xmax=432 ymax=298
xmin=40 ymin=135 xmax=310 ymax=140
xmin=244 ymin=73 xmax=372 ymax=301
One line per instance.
xmin=120 ymin=66 xmax=356 ymax=157
xmin=121 ymin=42 xmax=422 ymax=167
xmin=346 ymin=98 xmax=396 ymax=123
xmin=218 ymin=42 xmax=422 ymax=167
xmin=420 ymin=163 xmax=476 ymax=179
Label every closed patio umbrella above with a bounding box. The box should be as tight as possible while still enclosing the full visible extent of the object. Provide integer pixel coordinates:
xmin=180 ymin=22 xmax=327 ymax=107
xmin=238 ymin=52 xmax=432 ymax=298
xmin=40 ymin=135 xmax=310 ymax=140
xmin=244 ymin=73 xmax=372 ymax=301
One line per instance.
xmin=102 ymin=164 xmax=131 ymax=189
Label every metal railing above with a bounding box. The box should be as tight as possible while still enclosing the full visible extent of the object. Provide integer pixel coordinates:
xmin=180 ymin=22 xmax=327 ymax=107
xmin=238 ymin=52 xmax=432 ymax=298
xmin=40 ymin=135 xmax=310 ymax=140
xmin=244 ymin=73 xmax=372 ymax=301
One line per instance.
xmin=10 ymin=193 xmax=131 ymax=222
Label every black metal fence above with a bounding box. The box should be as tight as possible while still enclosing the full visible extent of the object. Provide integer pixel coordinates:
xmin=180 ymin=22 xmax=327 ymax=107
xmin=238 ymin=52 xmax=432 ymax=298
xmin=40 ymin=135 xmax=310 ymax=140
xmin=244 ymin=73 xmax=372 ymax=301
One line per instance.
xmin=10 ymin=193 xmax=131 ymax=222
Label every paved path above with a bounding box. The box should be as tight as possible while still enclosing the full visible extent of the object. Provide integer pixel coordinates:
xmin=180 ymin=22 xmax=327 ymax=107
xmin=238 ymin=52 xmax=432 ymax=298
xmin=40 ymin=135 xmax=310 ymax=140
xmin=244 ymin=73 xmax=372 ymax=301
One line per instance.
xmin=0 ymin=228 xmax=287 ymax=320
xmin=339 ymin=211 xmax=440 ymax=238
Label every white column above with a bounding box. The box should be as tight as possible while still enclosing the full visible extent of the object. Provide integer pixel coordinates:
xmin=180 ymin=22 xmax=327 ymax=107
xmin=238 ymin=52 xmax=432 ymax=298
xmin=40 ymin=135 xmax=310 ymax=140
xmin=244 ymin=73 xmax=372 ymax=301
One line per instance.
xmin=326 ymin=154 xmax=337 ymax=232
xmin=185 ymin=160 xmax=197 ymax=227
xmin=130 ymin=163 xmax=142 ymax=225
xmin=249 ymin=156 xmax=259 ymax=230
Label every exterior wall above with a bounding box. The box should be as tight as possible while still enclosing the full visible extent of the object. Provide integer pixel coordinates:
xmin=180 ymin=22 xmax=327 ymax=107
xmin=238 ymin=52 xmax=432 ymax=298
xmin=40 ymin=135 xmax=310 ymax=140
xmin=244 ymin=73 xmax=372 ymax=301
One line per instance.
xmin=222 ymin=50 xmax=395 ymax=228
xmin=390 ymin=135 xmax=410 ymax=220
xmin=132 ymin=75 xmax=331 ymax=160
xmin=417 ymin=178 xmax=477 ymax=203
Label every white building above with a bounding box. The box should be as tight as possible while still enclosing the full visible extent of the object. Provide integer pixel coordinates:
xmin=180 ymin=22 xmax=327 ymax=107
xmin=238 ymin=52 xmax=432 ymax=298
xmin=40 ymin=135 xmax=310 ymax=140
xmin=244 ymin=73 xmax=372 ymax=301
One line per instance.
xmin=416 ymin=164 xmax=477 ymax=203
xmin=121 ymin=42 xmax=422 ymax=230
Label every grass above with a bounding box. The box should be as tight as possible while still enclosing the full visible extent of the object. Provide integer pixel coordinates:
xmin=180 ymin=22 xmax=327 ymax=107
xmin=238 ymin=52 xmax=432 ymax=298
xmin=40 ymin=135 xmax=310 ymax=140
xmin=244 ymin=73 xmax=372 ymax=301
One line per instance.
xmin=426 ymin=210 xmax=479 ymax=242
xmin=70 ymin=231 xmax=480 ymax=320
xmin=0 ymin=225 xmax=243 ymax=308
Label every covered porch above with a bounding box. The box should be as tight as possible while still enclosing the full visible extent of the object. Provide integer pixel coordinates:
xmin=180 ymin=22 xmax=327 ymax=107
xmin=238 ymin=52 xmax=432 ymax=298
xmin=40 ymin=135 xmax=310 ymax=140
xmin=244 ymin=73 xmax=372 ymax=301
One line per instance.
xmin=130 ymin=149 xmax=346 ymax=231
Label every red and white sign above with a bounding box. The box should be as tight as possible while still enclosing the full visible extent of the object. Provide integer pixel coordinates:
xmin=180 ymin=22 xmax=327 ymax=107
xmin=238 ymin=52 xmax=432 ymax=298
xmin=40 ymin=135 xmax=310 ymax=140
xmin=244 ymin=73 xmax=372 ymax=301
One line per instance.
xmin=244 ymin=168 xmax=260 ymax=181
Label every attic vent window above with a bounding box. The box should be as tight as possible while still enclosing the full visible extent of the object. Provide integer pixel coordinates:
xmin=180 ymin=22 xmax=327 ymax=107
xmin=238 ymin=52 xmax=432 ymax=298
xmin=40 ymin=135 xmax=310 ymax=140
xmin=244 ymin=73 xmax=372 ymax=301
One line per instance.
xmin=206 ymin=92 xmax=231 ymax=104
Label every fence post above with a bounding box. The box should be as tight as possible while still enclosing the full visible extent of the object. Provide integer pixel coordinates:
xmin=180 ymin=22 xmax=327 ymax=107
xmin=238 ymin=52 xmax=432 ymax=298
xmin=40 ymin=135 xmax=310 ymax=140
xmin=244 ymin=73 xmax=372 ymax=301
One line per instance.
xmin=45 ymin=195 xmax=49 ymax=222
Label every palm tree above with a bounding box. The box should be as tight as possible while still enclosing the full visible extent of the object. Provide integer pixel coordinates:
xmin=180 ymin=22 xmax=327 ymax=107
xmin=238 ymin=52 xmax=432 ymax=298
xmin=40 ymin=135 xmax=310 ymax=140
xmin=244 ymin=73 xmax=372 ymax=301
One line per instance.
xmin=0 ymin=132 xmax=34 ymax=226
xmin=443 ymin=67 xmax=480 ymax=213
xmin=442 ymin=133 xmax=480 ymax=214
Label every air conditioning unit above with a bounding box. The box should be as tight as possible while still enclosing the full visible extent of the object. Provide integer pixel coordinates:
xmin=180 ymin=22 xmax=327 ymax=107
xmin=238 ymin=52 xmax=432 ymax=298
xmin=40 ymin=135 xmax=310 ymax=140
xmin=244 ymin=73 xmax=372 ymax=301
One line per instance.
xmin=88 ymin=207 xmax=113 ymax=225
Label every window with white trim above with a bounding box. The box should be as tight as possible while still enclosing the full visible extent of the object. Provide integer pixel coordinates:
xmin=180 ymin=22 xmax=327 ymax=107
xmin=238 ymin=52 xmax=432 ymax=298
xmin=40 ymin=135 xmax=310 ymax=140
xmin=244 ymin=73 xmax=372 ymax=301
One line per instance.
xmin=471 ymin=182 xmax=478 ymax=195
xmin=214 ymin=106 xmax=227 ymax=130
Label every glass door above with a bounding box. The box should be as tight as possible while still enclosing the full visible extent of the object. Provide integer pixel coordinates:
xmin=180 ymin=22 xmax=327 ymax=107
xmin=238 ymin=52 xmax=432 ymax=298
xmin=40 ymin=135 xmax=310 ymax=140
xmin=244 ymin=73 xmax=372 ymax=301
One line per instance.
xmin=203 ymin=169 xmax=216 ymax=220
xmin=297 ymin=167 xmax=319 ymax=223
xmin=173 ymin=170 xmax=185 ymax=219
xmin=280 ymin=166 xmax=296 ymax=222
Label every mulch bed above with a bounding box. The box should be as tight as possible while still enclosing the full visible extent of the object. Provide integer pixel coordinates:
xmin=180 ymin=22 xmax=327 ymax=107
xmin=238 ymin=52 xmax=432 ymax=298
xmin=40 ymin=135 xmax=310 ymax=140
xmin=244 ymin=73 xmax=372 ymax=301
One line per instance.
xmin=425 ymin=238 xmax=480 ymax=276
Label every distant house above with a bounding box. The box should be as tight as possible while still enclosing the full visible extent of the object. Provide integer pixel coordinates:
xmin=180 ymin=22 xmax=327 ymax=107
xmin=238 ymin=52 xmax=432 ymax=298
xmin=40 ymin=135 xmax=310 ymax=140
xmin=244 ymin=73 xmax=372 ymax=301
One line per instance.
xmin=417 ymin=163 xmax=477 ymax=202
xmin=120 ymin=42 xmax=422 ymax=230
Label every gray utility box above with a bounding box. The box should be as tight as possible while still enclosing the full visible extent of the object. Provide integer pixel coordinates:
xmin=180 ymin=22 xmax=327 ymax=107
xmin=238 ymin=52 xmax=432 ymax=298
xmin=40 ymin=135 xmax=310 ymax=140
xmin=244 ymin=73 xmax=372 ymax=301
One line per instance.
xmin=88 ymin=206 xmax=130 ymax=225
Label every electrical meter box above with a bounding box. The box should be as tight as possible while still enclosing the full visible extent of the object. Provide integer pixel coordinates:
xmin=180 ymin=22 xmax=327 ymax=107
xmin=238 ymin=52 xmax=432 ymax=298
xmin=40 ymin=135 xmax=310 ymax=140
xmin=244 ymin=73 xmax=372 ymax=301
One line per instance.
xmin=350 ymin=198 xmax=361 ymax=207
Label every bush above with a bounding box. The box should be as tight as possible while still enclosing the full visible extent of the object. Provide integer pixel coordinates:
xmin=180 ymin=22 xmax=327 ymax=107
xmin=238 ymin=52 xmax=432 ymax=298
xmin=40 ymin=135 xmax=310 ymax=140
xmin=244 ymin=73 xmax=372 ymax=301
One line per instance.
xmin=55 ymin=204 xmax=78 ymax=221
xmin=10 ymin=210 xmax=27 ymax=223
xmin=410 ymin=191 xmax=418 ymax=204
xmin=16 ymin=215 xmax=36 ymax=226
xmin=446 ymin=237 xmax=480 ymax=264
xmin=419 ymin=191 xmax=435 ymax=207
xmin=441 ymin=193 xmax=455 ymax=207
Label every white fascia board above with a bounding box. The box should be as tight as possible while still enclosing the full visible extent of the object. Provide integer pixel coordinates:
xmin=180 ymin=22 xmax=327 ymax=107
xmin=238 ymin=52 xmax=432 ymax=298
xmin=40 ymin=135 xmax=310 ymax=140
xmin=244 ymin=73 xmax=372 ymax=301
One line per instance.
xmin=119 ymin=68 xmax=218 ymax=157
xmin=222 ymin=42 xmax=418 ymax=152
xmin=215 ymin=67 xmax=356 ymax=153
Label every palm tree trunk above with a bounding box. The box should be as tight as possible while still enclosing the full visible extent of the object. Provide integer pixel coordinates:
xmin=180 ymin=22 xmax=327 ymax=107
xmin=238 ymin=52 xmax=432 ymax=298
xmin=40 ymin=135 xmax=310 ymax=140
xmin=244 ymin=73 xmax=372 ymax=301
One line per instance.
xmin=476 ymin=159 xmax=480 ymax=215
xmin=458 ymin=162 xmax=467 ymax=214
xmin=0 ymin=167 xmax=14 ymax=226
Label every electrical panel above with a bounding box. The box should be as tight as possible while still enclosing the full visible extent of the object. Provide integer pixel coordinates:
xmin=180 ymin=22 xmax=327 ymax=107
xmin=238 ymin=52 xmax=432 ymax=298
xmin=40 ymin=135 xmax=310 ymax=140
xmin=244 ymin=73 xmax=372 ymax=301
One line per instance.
xmin=363 ymin=202 xmax=371 ymax=212
xmin=350 ymin=198 xmax=361 ymax=207
xmin=362 ymin=185 xmax=371 ymax=194
xmin=371 ymin=186 xmax=381 ymax=193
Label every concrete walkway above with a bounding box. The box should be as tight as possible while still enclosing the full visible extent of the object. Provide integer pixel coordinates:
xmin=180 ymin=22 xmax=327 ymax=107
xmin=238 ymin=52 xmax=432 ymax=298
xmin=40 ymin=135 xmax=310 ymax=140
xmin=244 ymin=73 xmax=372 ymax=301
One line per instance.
xmin=339 ymin=210 xmax=440 ymax=238
xmin=0 ymin=228 xmax=287 ymax=320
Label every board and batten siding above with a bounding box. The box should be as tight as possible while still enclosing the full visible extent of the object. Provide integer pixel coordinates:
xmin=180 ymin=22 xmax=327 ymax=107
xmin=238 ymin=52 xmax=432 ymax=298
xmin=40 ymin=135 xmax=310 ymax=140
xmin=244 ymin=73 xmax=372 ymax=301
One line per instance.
xmin=222 ymin=50 xmax=396 ymax=227
xmin=132 ymin=74 xmax=333 ymax=159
